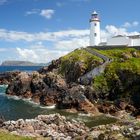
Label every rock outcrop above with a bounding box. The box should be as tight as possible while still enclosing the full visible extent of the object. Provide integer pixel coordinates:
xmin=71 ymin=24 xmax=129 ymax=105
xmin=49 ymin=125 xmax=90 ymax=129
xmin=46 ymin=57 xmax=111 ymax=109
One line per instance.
xmin=0 ymin=71 xmax=20 ymax=85
xmin=2 ymin=47 xmax=140 ymax=117
xmin=6 ymin=71 xmax=99 ymax=114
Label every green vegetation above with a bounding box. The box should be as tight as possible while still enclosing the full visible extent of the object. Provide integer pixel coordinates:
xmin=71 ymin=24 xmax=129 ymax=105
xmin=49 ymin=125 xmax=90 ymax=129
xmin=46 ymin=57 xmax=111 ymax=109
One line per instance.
xmin=93 ymin=47 xmax=140 ymax=60
xmin=60 ymin=48 xmax=103 ymax=74
xmin=92 ymin=48 xmax=140 ymax=100
xmin=59 ymin=48 xmax=103 ymax=82
xmin=0 ymin=130 xmax=34 ymax=140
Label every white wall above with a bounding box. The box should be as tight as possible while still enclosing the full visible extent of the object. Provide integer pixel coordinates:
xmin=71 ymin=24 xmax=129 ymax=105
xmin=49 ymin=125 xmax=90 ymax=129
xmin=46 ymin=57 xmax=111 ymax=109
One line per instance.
xmin=90 ymin=21 xmax=100 ymax=46
xmin=131 ymin=39 xmax=140 ymax=46
xmin=107 ymin=36 xmax=131 ymax=46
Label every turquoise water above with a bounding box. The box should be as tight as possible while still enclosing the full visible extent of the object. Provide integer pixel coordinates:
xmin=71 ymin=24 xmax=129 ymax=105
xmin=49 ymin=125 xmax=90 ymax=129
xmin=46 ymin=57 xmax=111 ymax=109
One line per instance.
xmin=0 ymin=66 xmax=117 ymax=127
xmin=0 ymin=85 xmax=117 ymax=127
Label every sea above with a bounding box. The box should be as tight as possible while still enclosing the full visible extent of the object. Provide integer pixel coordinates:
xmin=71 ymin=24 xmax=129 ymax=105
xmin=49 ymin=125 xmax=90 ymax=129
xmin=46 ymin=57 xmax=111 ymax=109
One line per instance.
xmin=0 ymin=66 xmax=116 ymax=127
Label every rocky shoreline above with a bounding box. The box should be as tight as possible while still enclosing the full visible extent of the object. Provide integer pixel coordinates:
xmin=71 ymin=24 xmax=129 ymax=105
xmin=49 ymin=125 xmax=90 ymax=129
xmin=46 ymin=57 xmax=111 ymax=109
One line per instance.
xmin=0 ymin=47 xmax=140 ymax=139
xmin=1 ymin=113 xmax=140 ymax=139
xmin=2 ymin=114 xmax=89 ymax=139
xmin=2 ymin=70 xmax=139 ymax=118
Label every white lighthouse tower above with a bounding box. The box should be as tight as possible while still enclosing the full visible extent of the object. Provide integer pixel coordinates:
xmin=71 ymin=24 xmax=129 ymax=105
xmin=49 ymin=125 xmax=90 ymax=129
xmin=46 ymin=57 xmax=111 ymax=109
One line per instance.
xmin=90 ymin=11 xmax=101 ymax=46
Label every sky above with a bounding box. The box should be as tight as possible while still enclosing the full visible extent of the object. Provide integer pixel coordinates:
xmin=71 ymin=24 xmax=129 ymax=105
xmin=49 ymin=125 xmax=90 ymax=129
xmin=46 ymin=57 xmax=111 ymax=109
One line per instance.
xmin=0 ymin=0 xmax=140 ymax=63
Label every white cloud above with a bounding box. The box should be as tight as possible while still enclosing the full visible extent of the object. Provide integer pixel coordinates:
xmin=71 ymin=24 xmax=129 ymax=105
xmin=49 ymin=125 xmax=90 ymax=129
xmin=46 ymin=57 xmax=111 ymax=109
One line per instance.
xmin=0 ymin=28 xmax=89 ymax=42
xmin=40 ymin=9 xmax=54 ymax=19
xmin=122 ymin=21 xmax=139 ymax=28
xmin=0 ymin=0 xmax=7 ymax=5
xmin=0 ymin=48 xmax=7 ymax=52
xmin=55 ymin=37 xmax=89 ymax=51
xmin=26 ymin=9 xmax=55 ymax=19
xmin=105 ymin=25 xmax=127 ymax=36
xmin=100 ymin=24 xmax=139 ymax=42
xmin=16 ymin=47 xmax=38 ymax=61
xmin=0 ymin=23 xmax=138 ymax=43
xmin=133 ymin=21 xmax=139 ymax=26
xmin=16 ymin=44 xmax=68 ymax=63
xmin=1 ymin=22 xmax=140 ymax=63
xmin=123 ymin=22 xmax=131 ymax=28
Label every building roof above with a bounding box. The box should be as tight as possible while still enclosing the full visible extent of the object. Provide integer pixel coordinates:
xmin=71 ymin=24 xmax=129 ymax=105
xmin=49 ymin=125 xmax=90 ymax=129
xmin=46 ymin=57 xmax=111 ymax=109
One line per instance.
xmin=112 ymin=35 xmax=127 ymax=38
xmin=128 ymin=35 xmax=140 ymax=39
xmin=112 ymin=35 xmax=140 ymax=39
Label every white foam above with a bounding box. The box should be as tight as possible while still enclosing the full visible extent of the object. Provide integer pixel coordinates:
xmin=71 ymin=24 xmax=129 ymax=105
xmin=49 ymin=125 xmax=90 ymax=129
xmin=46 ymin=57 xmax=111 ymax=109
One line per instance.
xmin=7 ymin=95 xmax=21 ymax=100
xmin=24 ymin=99 xmax=40 ymax=107
xmin=40 ymin=104 xmax=56 ymax=109
xmin=6 ymin=94 xmax=56 ymax=109
xmin=0 ymin=84 xmax=8 ymax=88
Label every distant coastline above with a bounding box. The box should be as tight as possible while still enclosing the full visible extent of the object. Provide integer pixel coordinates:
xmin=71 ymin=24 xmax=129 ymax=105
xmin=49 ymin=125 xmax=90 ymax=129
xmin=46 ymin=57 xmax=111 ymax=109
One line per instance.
xmin=1 ymin=60 xmax=49 ymax=66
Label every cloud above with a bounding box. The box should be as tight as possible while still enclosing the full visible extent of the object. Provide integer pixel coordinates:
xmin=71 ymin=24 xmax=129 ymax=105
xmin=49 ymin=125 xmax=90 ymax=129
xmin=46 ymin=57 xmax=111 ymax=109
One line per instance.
xmin=0 ymin=28 xmax=89 ymax=42
xmin=0 ymin=21 xmax=138 ymax=43
xmin=16 ymin=44 xmax=68 ymax=63
xmin=0 ymin=0 xmax=7 ymax=5
xmin=40 ymin=9 xmax=54 ymax=19
xmin=26 ymin=9 xmax=55 ymax=19
xmin=1 ymin=22 xmax=140 ymax=63
xmin=105 ymin=25 xmax=127 ymax=36
xmin=16 ymin=47 xmax=38 ymax=61
xmin=122 ymin=21 xmax=139 ymax=28
xmin=133 ymin=21 xmax=139 ymax=26
xmin=55 ymin=37 xmax=89 ymax=51
xmin=0 ymin=48 xmax=7 ymax=52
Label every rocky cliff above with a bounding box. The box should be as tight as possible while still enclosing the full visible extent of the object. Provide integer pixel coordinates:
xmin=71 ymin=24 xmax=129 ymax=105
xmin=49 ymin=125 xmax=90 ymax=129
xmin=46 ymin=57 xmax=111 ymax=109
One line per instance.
xmin=4 ymin=47 xmax=140 ymax=117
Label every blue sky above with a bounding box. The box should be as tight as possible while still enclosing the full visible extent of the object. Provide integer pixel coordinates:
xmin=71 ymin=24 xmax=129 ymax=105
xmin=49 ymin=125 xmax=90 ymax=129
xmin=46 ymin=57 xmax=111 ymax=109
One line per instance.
xmin=0 ymin=0 xmax=140 ymax=63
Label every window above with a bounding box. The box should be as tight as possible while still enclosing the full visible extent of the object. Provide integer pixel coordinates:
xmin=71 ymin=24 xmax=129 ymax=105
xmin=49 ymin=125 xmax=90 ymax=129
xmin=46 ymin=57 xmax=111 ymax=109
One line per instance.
xmin=94 ymin=33 xmax=97 ymax=36
xmin=94 ymin=23 xmax=97 ymax=26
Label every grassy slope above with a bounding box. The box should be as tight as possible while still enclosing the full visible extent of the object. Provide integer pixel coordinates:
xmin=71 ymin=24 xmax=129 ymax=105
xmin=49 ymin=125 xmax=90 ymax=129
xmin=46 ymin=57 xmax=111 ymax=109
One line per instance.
xmin=59 ymin=48 xmax=103 ymax=75
xmin=0 ymin=130 xmax=33 ymax=140
xmin=93 ymin=48 xmax=140 ymax=59
xmin=92 ymin=48 xmax=140 ymax=97
xmin=0 ymin=130 xmax=48 ymax=140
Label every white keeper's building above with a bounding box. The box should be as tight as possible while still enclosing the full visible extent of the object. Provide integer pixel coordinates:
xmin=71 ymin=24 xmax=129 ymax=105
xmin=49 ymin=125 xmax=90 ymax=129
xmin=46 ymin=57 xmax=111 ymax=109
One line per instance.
xmin=89 ymin=11 xmax=140 ymax=47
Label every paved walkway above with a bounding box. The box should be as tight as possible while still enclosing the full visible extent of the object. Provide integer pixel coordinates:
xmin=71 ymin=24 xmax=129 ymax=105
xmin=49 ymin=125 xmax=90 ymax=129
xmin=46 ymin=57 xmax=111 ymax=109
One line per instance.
xmin=78 ymin=47 xmax=112 ymax=85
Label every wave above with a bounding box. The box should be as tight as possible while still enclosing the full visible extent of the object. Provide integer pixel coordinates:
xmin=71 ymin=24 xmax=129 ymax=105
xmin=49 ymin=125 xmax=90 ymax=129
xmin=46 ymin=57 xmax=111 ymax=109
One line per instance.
xmin=6 ymin=94 xmax=56 ymax=109
xmin=39 ymin=104 xmax=56 ymax=109
xmin=7 ymin=95 xmax=20 ymax=100
xmin=0 ymin=85 xmax=8 ymax=88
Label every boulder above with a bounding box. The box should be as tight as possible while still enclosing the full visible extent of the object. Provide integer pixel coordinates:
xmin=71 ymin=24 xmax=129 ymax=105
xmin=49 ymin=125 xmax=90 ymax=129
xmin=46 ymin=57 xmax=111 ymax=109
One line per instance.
xmin=0 ymin=71 xmax=20 ymax=85
xmin=6 ymin=72 xmax=32 ymax=98
xmin=59 ymin=85 xmax=99 ymax=114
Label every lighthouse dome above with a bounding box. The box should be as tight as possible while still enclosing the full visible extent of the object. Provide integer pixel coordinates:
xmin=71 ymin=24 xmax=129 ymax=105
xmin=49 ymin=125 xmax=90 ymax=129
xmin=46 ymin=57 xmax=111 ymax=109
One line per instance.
xmin=92 ymin=11 xmax=98 ymax=16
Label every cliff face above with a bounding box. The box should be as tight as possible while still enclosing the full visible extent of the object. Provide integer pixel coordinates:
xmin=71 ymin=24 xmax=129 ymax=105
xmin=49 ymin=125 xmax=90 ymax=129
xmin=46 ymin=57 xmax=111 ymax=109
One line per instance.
xmin=5 ymin=47 xmax=140 ymax=116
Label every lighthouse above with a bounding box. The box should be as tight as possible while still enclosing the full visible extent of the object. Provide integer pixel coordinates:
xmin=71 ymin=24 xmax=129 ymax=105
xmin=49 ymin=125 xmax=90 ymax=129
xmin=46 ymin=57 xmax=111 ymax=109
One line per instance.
xmin=90 ymin=11 xmax=101 ymax=46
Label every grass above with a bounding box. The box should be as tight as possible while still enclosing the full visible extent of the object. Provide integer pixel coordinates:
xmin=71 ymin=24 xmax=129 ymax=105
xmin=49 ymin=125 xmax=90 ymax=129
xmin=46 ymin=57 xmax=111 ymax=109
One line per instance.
xmin=92 ymin=48 xmax=140 ymax=60
xmin=59 ymin=48 xmax=103 ymax=75
xmin=0 ymin=130 xmax=49 ymax=140
xmin=0 ymin=130 xmax=33 ymax=140
xmin=92 ymin=48 xmax=140 ymax=97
